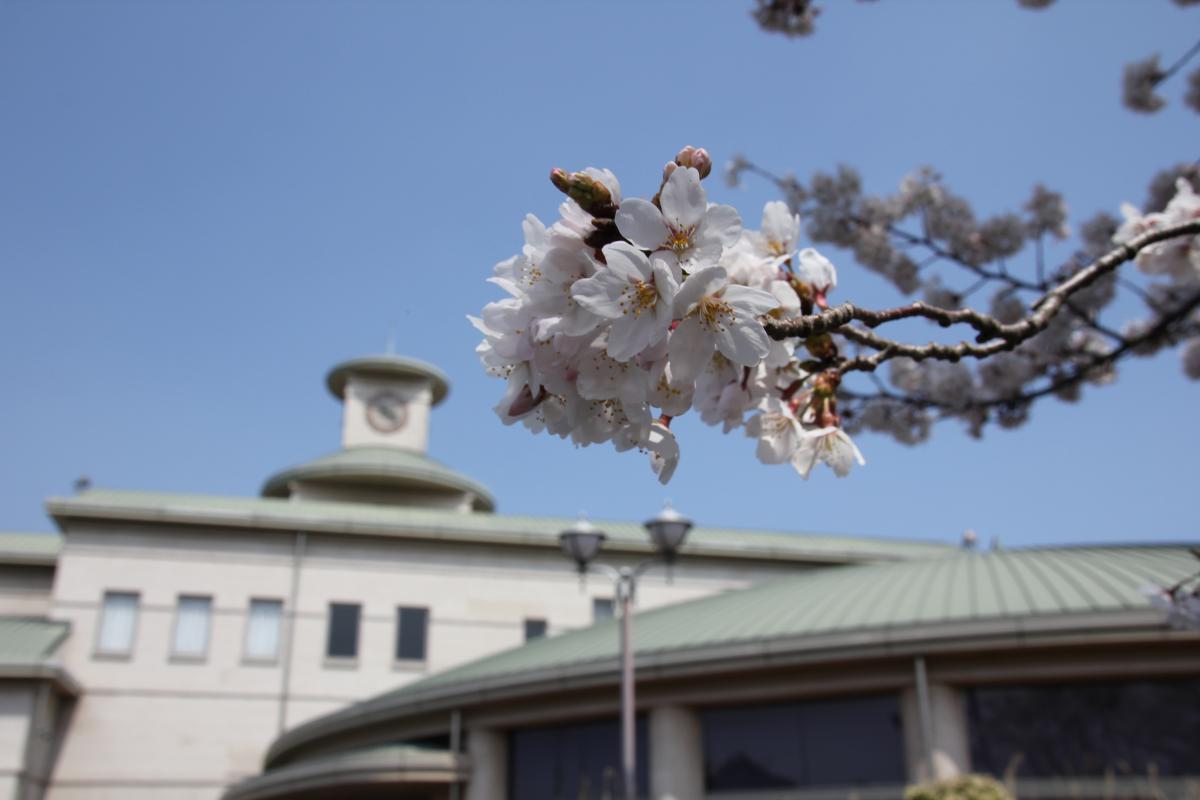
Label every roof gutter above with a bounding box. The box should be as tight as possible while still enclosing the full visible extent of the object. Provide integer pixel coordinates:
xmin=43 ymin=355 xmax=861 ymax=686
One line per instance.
xmin=44 ymin=496 xmax=911 ymax=566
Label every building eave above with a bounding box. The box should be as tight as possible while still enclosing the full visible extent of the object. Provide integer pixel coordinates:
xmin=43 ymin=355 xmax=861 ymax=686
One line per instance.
xmin=264 ymin=607 xmax=1191 ymax=768
xmin=0 ymin=661 xmax=83 ymax=697
xmin=45 ymin=490 xmax=947 ymax=565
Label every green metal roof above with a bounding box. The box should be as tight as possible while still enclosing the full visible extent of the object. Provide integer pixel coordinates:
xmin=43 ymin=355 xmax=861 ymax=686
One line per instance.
xmin=47 ymin=489 xmax=950 ymax=564
xmin=326 ymin=355 xmax=450 ymax=406
xmin=377 ymin=544 xmax=1200 ymax=691
xmin=0 ymin=533 xmax=62 ymax=565
xmin=260 ymin=447 xmax=496 ymax=511
xmin=267 ymin=544 xmax=1199 ymax=764
xmin=0 ymin=618 xmax=70 ymax=661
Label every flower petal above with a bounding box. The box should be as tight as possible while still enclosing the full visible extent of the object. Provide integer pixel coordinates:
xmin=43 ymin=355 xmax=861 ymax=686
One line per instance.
xmin=571 ymin=272 xmax=623 ymax=319
xmin=615 ymin=199 xmax=669 ymax=250
xmin=674 ymin=266 xmax=728 ymax=317
xmin=715 ymin=318 xmax=770 ymax=366
xmin=699 ymin=203 xmax=743 ymax=249
xmin=602 ymin=240 xmax=651 ymax=282
xmin=667 ymin=319 xmax=713 ymax=383
xmin=724 ymin=284 xmax=781 ymax=316
xmin=660 ymin=167 xmax=705 ymax=231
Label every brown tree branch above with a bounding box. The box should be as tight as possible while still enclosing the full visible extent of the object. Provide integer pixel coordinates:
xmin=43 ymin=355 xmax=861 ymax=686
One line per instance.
xmin=763 ymin=218 xmax=1200 ymax=376
xmin=840 ymin=290 xmax=1200 ymax=414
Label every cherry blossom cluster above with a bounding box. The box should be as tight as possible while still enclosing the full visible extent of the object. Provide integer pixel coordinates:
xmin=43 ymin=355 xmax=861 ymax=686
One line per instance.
xmin=471 ymin=148 xmax=864 ymax=484
xmin=723 ymin=155 xmax=1200 ymax=444
xmin=1114 ymin=178 xmax=1200 ymax=378
xmin=1143 ymin=550 xmax=1200 ymax=631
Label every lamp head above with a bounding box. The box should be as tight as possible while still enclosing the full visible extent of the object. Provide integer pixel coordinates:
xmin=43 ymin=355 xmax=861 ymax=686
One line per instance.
xmin=559 ymin=515 xmax=606 ymax=574
xmin=644 ymin=501 xmax=693 ymax=563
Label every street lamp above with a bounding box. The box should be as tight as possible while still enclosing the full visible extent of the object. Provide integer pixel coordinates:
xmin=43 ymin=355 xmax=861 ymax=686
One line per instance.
xmin=557 ymin=503 xmax=694 ymax=800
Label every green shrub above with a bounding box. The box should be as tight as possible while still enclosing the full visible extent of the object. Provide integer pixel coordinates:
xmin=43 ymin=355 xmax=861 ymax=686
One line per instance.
xmin=905 ymin=774 xmax=1013 ymax=800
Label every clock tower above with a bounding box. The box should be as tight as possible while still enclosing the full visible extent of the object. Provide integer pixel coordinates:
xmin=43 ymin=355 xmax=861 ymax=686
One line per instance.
xmin=259 ymin=354 xmax=494 ymax=512
xmin=326 ymin=355 xmax=449 ymax=453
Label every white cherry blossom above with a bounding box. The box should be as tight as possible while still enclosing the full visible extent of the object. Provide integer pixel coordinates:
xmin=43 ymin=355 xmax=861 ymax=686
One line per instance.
xmin=792 ymin=426 xmax=866 ymax=478
xmin=796 ymin=247 xmax=838 ymax=293
xmin=746 ymin=200 xmax=801 ymax=260
xmin=1115 ymin=179 xmax=1200 ymax=281
xmin=669 ymin=266 xmax=779 ymax=382
xmin=745 ymin=397 xmax=804 ymax=464
xmin=615 ymin=167 xmax=741 ymax=269
xmin=571 ymin=242 xmax=679 ymax=362
xmin=527 ymin=246 xmax=603 ymax=338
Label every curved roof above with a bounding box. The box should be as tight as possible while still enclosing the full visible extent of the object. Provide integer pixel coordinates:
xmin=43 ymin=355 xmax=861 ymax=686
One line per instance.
xmin=261 ymin=447 xmax=495 ymax=511
xmin=326 ymin=356 xmax=450 ymax=406
xmin=267 ymin=544 xmax=1199 ymax=765
xmin=223 ymin=745 xmax=465 ymax=800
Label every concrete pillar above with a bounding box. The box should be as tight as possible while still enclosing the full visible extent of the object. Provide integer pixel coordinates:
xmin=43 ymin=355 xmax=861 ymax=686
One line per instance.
xmin=901 ymin=682 xmax=971 ymax=784
xmin=649 ymin=705 xmax=704 ymax=800
xmin=465 ymin=727 xmax=507 ymax=800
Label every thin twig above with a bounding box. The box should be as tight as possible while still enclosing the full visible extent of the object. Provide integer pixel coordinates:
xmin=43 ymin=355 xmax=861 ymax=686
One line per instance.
xmin=763 ymin=219 xmax=1200 ymax=377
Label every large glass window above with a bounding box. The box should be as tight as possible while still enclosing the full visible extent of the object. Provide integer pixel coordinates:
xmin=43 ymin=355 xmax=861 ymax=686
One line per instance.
xmin=509 ymin=717 xmax=648 ymax=799
xmin=96 ymin=591 xmax=139 ymax=656
xmin=325 ymin=602 xmax=360 ymax=659
xmin=396 ymin=606 xmax=428 ymax=661
xmin=967 ymin=679 xmax=1200 ymax=778
xmin=171 ymin=595 xmax=212 ymax=658
xmin=703 ymin=694 xmax=905 ymax=791
xmin=244 ymin=598 xmax=283 ymax=662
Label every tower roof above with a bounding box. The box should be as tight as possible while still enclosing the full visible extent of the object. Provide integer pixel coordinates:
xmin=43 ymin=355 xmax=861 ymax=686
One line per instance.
xmin=326 ymin=355 xmax=450 ymax=406
xmin=261 ymin=447 xmax=494 ymax=512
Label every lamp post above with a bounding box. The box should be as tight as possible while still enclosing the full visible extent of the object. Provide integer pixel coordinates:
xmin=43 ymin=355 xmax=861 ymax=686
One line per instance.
xmin=558 ymin=504 xmax=694 ymax=800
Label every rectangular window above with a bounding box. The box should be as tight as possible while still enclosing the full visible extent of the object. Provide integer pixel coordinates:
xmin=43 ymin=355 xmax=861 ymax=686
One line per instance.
xmin=171 ymin=595 xmax=213 ymax=659
xmin=593 ymin=597 xmax=615 ymax=622
xmin=966 ymin=679 xmax=1200 ymax=777
xmin=96 ymin=591 xmax=139 ymax=656
xmin=244 ymin=598 xmax=283 ymax=662
xmin=524 ymin=618 xmax=547 ymax=641
xmin=326 ymin=603 xmax=360 ymax=659
xmin=702 ymin=694 xmax=904 ymax=790
xmin=395 ymin=606 xmax=429 ymax=661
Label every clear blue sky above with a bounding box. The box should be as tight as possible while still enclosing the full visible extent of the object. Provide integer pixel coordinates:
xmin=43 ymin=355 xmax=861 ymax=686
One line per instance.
xmin=1 ymin=0 xmax=1196 ymax=547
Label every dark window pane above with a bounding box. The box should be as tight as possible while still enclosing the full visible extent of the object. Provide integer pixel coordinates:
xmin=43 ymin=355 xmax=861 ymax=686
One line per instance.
xmin=396 ymin=606 xmax=428 ymax=661
xmin=593 ymin=597 xmax=615 ymax=622
xmin=508 ymin=717 xmax=648 ymax=799
xmin=524 ymin=618 xmax=547 ymax=641
xmin=967 ymin=679 xmax=1200 ymax=778
xmin=703 ymin=694 xmax=905 ymax=791
xmin=326 ymin=603 xmax=359 ymax=658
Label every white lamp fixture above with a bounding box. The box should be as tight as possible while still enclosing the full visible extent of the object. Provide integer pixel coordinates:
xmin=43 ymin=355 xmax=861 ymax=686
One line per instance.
xmin=643 ymin=502 xmax=693 ymax=563
xmin=558 ymin=515 xmax=607 ymax=573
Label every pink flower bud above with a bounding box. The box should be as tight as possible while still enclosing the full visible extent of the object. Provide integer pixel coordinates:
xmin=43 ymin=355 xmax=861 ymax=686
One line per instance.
xmin=550 ymin=168 xmax=571 ymax=194
xmin=674 ymin=145 xmax=712 ymax=179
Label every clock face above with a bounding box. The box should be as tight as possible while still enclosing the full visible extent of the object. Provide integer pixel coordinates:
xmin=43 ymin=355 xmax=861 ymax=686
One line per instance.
xmin=365 ymin=392 xmax=408 ymax=433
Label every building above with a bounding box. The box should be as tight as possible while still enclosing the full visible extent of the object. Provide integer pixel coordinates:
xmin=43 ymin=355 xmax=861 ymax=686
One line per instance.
xmin=0 ymin=355 xmax=952 ymax=800
xmin=225 ymin=543 xmax=1200 ymax=800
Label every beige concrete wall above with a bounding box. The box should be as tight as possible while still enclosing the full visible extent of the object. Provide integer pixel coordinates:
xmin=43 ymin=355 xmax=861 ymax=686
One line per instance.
xmin=0 ymin=684 xmax=36 ymax=796
xmin=45 ymin=520 xmax=805 ymax=799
